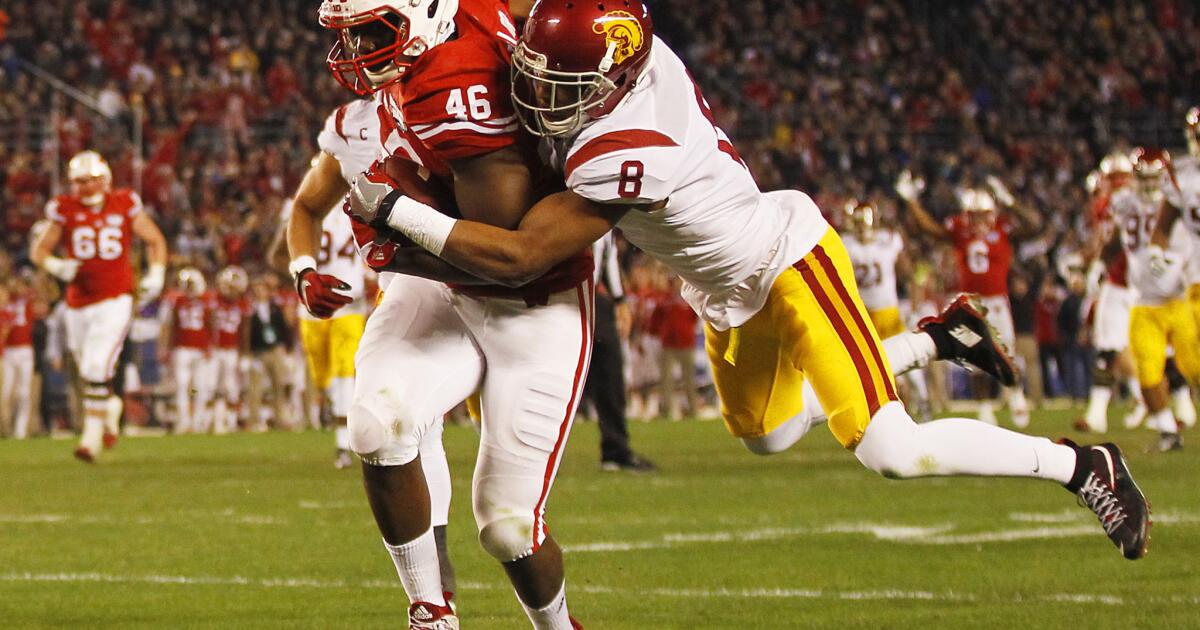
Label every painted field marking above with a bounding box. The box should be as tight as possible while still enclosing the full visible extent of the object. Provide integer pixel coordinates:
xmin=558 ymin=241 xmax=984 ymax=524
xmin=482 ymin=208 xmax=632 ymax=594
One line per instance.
xmin=2 ymin=572 xmax=1197 ymax=607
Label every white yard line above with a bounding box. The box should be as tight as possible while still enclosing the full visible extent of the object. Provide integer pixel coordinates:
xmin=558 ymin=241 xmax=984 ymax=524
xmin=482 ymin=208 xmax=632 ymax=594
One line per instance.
xmin=2 ymin=572 xmax=1196 ymax=607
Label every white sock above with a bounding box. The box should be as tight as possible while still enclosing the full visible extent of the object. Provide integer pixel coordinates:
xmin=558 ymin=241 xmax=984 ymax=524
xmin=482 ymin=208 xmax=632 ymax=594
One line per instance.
xmin=1126 ymin=377 xmax=1144 ymax=405
xmin=1172 ymin=387 xmax=1196 ymax=427
xmin=855 ymin=402 xmax=1076 ymax=484
xmin=882 ymin=331 xmax=938 ymax=374
xmin=104 ymin=396 xmax=123 ymax=435
xmin=214 ymin=399 xmax=229 ymax=433
xmin=383 ymin=529 xmax=445 ymax=606
xmin=1149 ymin=408 xmax=1178 ymax=434
xmin=977 ymin=400 xmax=997 ymax=425
xmin=335 ymin=426 xmax=351 ymax=451
xmin=519 ymin=582 xmax=572 ymax=630
xmin=81 ymin=416 xmax=105 ymax=453
xmin=1084 ymin=386 xmax=1112 ymax=432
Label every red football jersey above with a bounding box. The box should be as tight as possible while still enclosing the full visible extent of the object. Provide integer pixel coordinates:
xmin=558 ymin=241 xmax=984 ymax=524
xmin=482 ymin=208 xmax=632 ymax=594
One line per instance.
xmin=373 ymin=0 xmax=591 ymax=302
xmin=945 ymin=213 xmax=1013 ymax=297
xmin=3 ymin=296 xmax=34 ymax=347
xmin=168 ymin=292 xmax=215 ymax=350
xmin=46 ymin=190 xmax=141 ymax=308
xmin=213 ymin=296 xmax=249 ymax=349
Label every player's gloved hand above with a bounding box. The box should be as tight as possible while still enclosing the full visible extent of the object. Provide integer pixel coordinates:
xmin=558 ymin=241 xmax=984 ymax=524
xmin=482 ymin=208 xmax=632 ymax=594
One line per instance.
xmin=289 ymin=255 xmax=353 ymax=319
xmin=138 ymin=263 xmax=166 ymax=306
xmin=346 ymin=166 xmax=457 ymax=256
xmin=895 ymin=170 xmax=925 ymax=202
xmin=985 ymin=175 xmax=1015 ymax=207
xmin=346 ymin=168 xmax=404 ymax=227
xmin=42 ymin=256 xmax=81 ymax=282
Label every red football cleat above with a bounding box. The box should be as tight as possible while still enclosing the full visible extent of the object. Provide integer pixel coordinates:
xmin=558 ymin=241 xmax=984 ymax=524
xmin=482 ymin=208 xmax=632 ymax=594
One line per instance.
xmin=73 ymin=447 xmax=95 ymax=463
xmin=570 ymin=616 xmax=584 ymax=629
xmin=102 ymin=433 xmax=119 ymax=450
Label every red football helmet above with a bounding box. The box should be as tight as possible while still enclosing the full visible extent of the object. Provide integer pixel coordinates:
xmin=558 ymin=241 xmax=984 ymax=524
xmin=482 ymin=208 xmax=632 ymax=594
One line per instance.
xmin=512 ymin=0 xmax=654 ymax=137
xmin=1130 ymin=147 xmax=1172 ymax=201
xmin=318 ymin=0 xmax=459 ymax=96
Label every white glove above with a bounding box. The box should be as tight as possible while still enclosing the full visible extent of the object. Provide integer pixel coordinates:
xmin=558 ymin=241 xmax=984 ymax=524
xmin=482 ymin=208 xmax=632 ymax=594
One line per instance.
xmin=42 ymin=256 xmax=81 ymax=282
xmin=346 ymin=171 xmax=402 ymax=226
xmin=139 ymin=263 xmax=166 ymax=304
xmin=895 ymin=170 xmax=925 ymax=202
xmin=986 ymin=175 xmax=1015 ymax=207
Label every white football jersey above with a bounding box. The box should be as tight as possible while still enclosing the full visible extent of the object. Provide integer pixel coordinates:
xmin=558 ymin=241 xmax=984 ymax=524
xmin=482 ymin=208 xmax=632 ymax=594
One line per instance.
xmin=842 ymin=229 xmax=904 ymax=311
xmin=553 ymin=37 xmax=828 ymax=330
xmin=318 ymin=98 xmax=386 ymax=184
xmin=1165 ymin=156 xmax=1200 ymax=285
xmin=1110 ymin=187 xmax=1190 ymax=305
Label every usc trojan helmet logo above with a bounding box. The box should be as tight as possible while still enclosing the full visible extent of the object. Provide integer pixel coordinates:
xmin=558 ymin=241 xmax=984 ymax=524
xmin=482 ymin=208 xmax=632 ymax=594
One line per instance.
xmin=593 ymin=11 xmax=644 ymax=66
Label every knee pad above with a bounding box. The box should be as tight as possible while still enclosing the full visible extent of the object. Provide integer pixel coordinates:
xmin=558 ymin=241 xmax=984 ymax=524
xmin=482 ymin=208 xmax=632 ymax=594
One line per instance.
xmin=1166 ymin=358 xmax=1187 ymax=391
xmin=477 ymin=515 xmax=537 ymax=563
xmin=853 ymin=402 xmax=920 ymax=479
xmin=347 ymin=400 xmax=419 ymax=466
xmin=1092 ymin=351 xmax=1118 ymax=387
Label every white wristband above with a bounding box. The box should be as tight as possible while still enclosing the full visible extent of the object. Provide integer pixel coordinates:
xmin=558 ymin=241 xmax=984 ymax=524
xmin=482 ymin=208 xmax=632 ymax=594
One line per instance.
xmin=289 ymin=255 xmax=318 ymax=278
xmin=385 ymin=196 xmax=458 ymax=257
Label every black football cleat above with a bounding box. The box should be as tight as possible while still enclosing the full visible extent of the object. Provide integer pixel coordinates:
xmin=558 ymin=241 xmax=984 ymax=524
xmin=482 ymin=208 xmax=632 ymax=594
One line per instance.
xmin=1063 ymin=439 xmax=1151 ymax=560
xmin=918 ymin=294 xmax=1018 ymax=387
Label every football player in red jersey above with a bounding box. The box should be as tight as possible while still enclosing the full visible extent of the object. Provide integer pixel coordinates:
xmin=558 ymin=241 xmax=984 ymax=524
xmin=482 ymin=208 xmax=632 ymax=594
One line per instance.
xmin=1 ymin=275 xmax=41 ymax=439
xmin=31 ymin=151 xmax=168 ymax=462
xmin=898 ymin=173 xmax=1041 ymax=427
xmin=211 ymin=266 xmax=251 ymax=435
xmin=162 ymin=268 xmax=216 ymax=434
xmin=319 ymin=1 xmax=591 ymax=627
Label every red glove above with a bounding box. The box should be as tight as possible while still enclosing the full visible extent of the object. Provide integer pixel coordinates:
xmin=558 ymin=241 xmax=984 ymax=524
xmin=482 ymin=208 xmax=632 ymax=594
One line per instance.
xmin=295 ymin=268 xmax=353 ymax=319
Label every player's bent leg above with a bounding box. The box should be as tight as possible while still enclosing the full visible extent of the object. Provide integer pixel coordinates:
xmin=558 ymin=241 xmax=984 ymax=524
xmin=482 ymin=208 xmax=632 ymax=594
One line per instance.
xmin=740 ymin=380 xmax=823 ymax=455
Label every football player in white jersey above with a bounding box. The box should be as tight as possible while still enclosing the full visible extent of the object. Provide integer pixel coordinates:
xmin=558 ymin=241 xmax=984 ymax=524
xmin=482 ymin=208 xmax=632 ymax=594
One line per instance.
xmin=1110 ymin=148 xmax=1197 ymax=451
xmin=840 ymin=200 xmax=930 ymax=418
xmin=355 ymin=0 xmax=1150 ymax=560
xmin=276 ymin=98 xmax=459 ymax=598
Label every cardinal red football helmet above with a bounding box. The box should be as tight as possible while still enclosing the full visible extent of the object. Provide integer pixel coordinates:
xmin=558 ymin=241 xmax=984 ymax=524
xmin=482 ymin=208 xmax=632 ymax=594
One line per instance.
xmin=319 ymin=0 xmax=459 ymax=96
xmin=512 ymin=0 xmax=654 ymax=137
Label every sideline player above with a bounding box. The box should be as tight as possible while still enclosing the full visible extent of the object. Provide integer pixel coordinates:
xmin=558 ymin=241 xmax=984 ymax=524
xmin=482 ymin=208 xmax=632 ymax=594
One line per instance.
xmin=898 ymin=173 xmax=1037 ymax=427
xmin=212 ymin=266 xmax=251 ymax=434
xmin=30 ymin=150 xmax=168 ymax=462
xmin=840 ymin=200 xmax=930 ymax=417
xmin=162 ymin=268 xmax=215 ymax=434
xmin=278 ymin=98 xmax=459 ymax=620
xmin=1111 ymin=148 xmax=1196 ymax=452
xmin=361 ymin=0 xmax=1150 ymax=568
xmin=1 ymin=276 xmax=39 ymax=439
xmin=319 ymin=1 xmax=594 ymax=627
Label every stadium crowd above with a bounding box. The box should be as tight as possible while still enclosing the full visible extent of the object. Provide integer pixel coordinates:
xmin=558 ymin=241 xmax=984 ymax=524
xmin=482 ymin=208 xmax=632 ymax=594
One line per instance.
xmin=1 ymin=0 xmax=1199 ymax=436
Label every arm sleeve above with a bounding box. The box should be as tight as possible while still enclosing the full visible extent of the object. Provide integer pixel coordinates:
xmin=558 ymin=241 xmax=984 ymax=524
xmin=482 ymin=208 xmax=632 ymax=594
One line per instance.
xmin=45 ymin=198 xmax=64 ymax=224
xmin=566 ymin=147 xmax=681 ymax=205
xmin=127 ymin=191 xmax=144 ymax=218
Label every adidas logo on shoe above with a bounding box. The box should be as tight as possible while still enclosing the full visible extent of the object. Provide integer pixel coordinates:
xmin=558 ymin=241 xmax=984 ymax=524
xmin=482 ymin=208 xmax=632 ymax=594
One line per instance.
xmin=949 ymin=324 xmax=983 ymax=348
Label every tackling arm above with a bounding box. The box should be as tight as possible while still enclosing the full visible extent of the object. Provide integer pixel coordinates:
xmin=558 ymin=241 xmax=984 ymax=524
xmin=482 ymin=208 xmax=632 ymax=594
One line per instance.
xmin=403 ymin=190 xmax=624 ymax=288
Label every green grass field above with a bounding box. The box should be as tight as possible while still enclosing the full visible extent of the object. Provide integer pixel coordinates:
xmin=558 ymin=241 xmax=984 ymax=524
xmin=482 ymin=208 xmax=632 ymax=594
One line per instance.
xmin=1 ymin=409 xmax=1196 ymax=629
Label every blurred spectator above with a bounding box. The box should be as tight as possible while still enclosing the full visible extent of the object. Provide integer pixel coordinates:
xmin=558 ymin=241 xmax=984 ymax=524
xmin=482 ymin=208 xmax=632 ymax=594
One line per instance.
xmin=650 ymin=276 xmax=701 ymax=420
xmin=246 ymin=275 xmax=293 ymax=431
